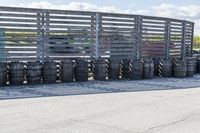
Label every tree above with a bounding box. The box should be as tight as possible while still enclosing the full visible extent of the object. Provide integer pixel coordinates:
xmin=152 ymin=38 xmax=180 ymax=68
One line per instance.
xmin=194 ymin=36 xmax=200 ymax=48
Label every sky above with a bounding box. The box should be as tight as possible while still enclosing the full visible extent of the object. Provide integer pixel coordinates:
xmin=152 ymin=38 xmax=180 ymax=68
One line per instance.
xmin=0 ymin=0 xmax=200 ymax=35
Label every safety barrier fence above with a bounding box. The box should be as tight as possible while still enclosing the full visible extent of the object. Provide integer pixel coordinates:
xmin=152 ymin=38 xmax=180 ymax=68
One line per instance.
xmin=0 ymin=6 xmax=194 ymax=62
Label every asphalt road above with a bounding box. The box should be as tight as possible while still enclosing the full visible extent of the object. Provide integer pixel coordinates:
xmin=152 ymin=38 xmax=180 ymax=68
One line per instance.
xmin=1 ymin=87 xmax=200 ymax=133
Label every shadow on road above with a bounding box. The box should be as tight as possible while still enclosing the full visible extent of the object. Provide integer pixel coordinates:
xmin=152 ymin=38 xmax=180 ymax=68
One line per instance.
xmin=1 ymin=75 xmax=200 ymax=100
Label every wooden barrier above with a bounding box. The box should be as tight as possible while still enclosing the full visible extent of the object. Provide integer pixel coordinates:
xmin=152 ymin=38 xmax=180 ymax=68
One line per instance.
xmin=0 ymin=6 xmax=194 ymax=62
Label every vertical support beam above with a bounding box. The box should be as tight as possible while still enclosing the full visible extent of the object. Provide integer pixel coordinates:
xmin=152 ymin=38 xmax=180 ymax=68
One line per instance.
xmin=131 ymin=27 xmax=135 ymax=59
xmin=181 ymin=21 xmax=186 ymax=59
xmin=91 ymin=13 xmax=95 ymax=59
xmin=190 ymin=22 xmax=194 ymax=57
xmin=45 ymin=11 xmax=50 ymax=61
xmin=41 ymin=9 xmax=45 ymax=62
xmin=95 ymin=13 xmax=100 ymax=59
xmin=37 ymin=11 xmax=41 ymax=61
xmin=165 ymin=19 xmax=170 ymax=59
xmin=133 ymin=16 xmax=137 ymax=60
xmin=135 ymin=15 xmax=142 ymax=60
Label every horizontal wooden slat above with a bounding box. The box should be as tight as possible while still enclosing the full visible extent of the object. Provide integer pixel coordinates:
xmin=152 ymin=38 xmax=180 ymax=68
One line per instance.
xmin=0 ymin=23 xmax=37 ymax=27
xmin=0 ymin=18 xmax=37 ymax=23
xmin=0 ymin=13 xmax=37 ymax=18
xmin=48 ymin=20 xmax=92 ymax=25
xmin=0 ymin=53 xmax=37 ymax=56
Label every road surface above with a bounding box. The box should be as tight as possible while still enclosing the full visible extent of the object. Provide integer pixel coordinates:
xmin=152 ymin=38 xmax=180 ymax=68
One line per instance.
xmin=1 ymin=87 xmax=200 ymax=133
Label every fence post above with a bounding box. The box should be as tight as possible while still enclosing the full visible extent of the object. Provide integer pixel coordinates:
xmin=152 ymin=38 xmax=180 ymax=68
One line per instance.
xmin=41 ymin=9 xmax=45 ymax=62
xmin=191 ymin=22 xmax=194 ymax=57
xmin=181 ymin=21 xmax=186 ymax=59
xmin=165 ymin=19 xmax=170 ymax=59
xmin=134 ymin=15 xmax=142 ymax=60
xmin=37 ymin=11 xmax=42 ymax=62
xmin=45 ymin=10 xmax=50 ymax=61
xmin=95 ymin=13 xmax=100 ymax=59
xmin=91 ymin=14 xmax=95 ymax=59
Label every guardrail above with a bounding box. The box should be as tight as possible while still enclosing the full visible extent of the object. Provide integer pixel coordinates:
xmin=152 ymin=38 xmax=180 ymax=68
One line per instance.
xmin=0 ymin=6 xmax=194 ymax=62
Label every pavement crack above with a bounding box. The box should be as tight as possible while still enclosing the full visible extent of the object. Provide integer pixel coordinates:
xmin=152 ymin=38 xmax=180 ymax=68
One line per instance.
xmin=142 ymin=114 xmax=195 ymax=133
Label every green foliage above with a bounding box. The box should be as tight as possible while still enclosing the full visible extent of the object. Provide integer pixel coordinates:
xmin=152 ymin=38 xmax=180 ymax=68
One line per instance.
xmin=194 ymin=36 xmax=200 ymax=49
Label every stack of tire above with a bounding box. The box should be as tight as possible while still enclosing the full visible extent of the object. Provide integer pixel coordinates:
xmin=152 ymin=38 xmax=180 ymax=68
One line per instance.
xmin=198 ymin=58 xmax=200 ymax=73
xmin=186 ymin=57 xmax=195 ymax=77
xmin=143 ymin=59 xmax=154 ymax=79
xmin=192 ymin=57 xmax=198 ymax=74
xmin=173 ymin=59 xmax=187 ymax=78
xmin=43 ymin=61 xmax=57 ymax=83
xmin=129 ymin=60 xmax=143 ymax=80
xmin=108 ymin=59 xmax=120 ymax=80
xmin=61 ymin=60 xmax=74 ymax=82
xmin=153 ymin=58 xmax=160 ymax=76
xmin=75 ymin=59 xmax=88 ymax=82
xmin=158 ymin=59 xmax=173 ymax=77
xmin=26 ymin=61 xmax=42 ymax=84
xmin=0 ymin=62 xmax=7 ymax=86
xmin=121 ymin=59 xmax=130 ymax=79
xmin=9 ymin=62 xmax=25 ymax=85
xmin=92 ymin=59 xmax=107 ymax=80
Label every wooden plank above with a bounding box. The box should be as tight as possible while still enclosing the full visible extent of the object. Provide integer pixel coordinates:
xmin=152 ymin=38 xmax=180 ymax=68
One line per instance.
xmin=142 ymin=28 xmax=165 ymax=32
xmin=48 ymin=10 xmax=94 ymax=15
xmin=0 ymin=6 xmax=41 ymax=12
xmin=49 ymin=15 xmax=92 ymax=20
xmin=109 ymin=52 xmax=133 ymax=56
xmin=0 ymin=43 xmax=38 ymax=46
xmin=109 ymin=49 xmax=134 ymax=52
xmin=45 ymin=57 xmax=92 ymax=60
xmin=0 ymin=38 xmax=41 ymax=42
xmin=0 ymin=13 xmax=37 ymax=18
xmin=45 ymin=53 xmax=92 ymax=56
xmin=101 ymin=27 xmax=134 ymax=31
xmin=0 ymin=32 xmax=40 ymax=36
xmin=46 ymin=30 xmax=95 ymax=34
xmin=100 ymin=31 xmax=134 ymax=34
xmin=48 ymin=25 xmax=92 ymax=29
xmin=45 ymin=39 xmax=94 ymax=43
xmin=0 ymin=18 xmax=37 ymax=23
xmin=142 ymin=20 xmax=165 ymax=25
xmin=2 ymin=28 xmax=39 ymax=32
xmin=46 ymin=44 xmax=92 ymax=47
xmin=142 ymin=25 xmax=165 ymax=29
xmin=102 ymin=18 xmax=134 ymax=22
xmin=101 ymin=13 xmax=134 ymax=18
xmin=102 ymin=22 xmax=134 ymax=26
xmin=0 ymin=23 xmax=37 ymax=27
xmin=0 ymin=53 xmax=37 ymax=56
xmin=48 ymin=20 xmax=92 ymax=25
xmin=170 ymin=23 xmax=183 ymax=26
xmin=0 ymin=57 xmax=39 ymax=61
xmin=141 ymin=32 xmax=165 ymax=36
xmin=47 ymin=49 xmax=91 ymax=53
xmin=0 ymin=48 xmax=37 ymax=51
xmin=142 ymin=47 xmax=165 ymax=50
